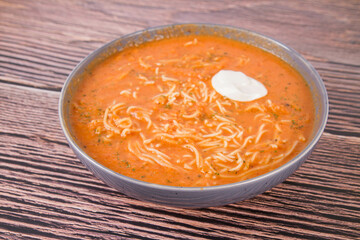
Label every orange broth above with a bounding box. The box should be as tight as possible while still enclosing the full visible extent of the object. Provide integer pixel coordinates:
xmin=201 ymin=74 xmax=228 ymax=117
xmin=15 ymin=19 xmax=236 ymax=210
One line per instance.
xmin=70 ymin=35 xmax=314 ymax=187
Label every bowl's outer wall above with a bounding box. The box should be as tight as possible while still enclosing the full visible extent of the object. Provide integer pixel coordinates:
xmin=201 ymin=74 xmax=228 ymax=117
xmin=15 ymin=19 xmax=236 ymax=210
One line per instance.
xmin=60 ymin=24 xmax=328 ymax=208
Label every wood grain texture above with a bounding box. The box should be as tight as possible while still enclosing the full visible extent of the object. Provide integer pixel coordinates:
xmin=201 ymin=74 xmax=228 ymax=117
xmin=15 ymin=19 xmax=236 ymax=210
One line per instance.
xmin=0 ymin=0 xmax=359 ymax=239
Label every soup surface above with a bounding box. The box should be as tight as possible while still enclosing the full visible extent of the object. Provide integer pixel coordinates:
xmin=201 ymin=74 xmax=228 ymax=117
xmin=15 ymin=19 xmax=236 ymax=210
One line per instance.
xmin=70 ymin=35 xmax=314 ymax=187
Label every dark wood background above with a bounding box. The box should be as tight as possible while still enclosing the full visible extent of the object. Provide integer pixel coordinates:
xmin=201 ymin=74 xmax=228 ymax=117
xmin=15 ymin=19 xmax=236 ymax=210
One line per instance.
xmin=1 ymin=0 xmax=359 ymax=239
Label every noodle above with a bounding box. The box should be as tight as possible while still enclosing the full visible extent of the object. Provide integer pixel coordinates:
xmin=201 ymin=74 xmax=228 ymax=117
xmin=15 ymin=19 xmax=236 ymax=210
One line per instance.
xmin=100 ymin=80 xmax=304 ymax=180
xmin=70 ymin=34 xmax=314 ymax=187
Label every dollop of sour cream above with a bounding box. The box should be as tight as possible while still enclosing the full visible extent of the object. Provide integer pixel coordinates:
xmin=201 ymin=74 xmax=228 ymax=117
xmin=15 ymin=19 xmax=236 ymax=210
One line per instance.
xmin=211 ymin=70 xmax=268 ymax=102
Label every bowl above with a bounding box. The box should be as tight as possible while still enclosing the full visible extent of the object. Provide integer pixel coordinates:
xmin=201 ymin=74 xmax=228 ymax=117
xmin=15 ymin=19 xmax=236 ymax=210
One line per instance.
xmin=59 ymin=23 xmax=328 ymax=208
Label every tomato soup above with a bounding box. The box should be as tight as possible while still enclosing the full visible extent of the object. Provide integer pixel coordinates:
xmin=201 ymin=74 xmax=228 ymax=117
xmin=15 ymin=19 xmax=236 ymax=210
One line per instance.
xmin=70 ymin=35 xmax=314 ymax=187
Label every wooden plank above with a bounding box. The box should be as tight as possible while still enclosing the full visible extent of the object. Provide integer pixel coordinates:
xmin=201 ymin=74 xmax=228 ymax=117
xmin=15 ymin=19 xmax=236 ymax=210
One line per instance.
xmin=0 ymin=0 xmax=359 ymax=87
xmin=0 ymin=0 xmax=359 ymax=239
xmin=0 ymin=83 xmax=359 ymax=239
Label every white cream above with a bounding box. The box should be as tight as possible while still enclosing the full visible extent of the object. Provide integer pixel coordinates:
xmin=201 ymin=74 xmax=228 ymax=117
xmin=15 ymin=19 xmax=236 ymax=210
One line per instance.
xmin=211 ymin=70 xmax=267 ymax=102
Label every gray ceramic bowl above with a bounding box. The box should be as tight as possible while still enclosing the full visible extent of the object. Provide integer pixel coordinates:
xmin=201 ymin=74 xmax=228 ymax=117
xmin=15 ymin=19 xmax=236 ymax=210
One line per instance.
xmin=59 ymin=23 xmax=328 ymax=208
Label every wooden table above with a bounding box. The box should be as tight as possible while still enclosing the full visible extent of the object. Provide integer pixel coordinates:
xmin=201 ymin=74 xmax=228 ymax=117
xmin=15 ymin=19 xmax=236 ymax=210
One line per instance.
xmin=1 ymin=1 xmax=359 ymax=239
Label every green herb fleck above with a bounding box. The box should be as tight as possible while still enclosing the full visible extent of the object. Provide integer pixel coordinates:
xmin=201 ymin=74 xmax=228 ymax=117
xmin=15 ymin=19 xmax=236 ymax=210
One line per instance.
xmin=199 ymin=113 xmax=207 ymax=121
xmin=123 ymin=160 xmax=130 ymax=168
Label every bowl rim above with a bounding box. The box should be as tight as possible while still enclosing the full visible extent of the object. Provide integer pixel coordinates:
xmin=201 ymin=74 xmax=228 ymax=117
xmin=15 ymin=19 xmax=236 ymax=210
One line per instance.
xmin=59 ymin=23 xmax=329 ymax=192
